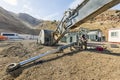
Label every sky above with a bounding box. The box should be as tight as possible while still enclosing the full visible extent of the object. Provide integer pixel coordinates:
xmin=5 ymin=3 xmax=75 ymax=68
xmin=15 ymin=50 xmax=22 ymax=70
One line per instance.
xmin=0 ymin=0 xmax=120 ymax=21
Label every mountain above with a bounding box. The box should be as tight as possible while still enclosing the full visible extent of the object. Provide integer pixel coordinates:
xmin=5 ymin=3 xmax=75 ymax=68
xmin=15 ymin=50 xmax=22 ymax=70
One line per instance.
xmin=18 ymin=13 xmax=43 ymax=27
xmin=0 ymin=6 xmax=57 ymax=35
xmin=0 ymin=5 xmax=119 ymax=37
xmin=0 ymin=7 xmax=38 ymax=34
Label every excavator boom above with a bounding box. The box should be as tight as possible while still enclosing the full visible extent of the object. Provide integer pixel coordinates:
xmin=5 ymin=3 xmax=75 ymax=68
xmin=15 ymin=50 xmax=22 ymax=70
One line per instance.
xmin=53 ymin=0 xmax=120 ymax=45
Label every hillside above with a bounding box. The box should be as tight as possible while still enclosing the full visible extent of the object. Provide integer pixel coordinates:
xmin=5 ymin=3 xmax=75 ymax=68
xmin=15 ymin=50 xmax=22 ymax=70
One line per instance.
xmin=18 ymin=13 xmax=43 ymax=27
xmin=0 ymin=7 xmax=38 ymax=34
xmin=36 ymin=20 xmax=58 ymax=31
xmin=0 ymin=6 xmax=119 ymax=36
xmin=0 ymin=6 xmax=58 ymax=35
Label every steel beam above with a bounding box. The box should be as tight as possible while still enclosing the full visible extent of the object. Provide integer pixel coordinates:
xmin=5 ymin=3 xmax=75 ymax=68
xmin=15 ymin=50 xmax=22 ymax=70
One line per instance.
xmin=6 ymin=42 xmax=76 ymax=72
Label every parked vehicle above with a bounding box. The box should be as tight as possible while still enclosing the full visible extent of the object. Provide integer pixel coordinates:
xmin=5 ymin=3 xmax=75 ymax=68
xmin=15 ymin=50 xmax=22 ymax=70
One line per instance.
xmin=0 ymin=35 xmax=8 ymax=41
xmin=1 ymin=32 xmax=24 ymax=40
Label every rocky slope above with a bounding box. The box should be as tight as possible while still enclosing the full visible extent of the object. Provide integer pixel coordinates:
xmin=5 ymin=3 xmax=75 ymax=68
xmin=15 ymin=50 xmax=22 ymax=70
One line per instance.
xmin=36 ymin=20 xmax=58 ymax=31
xmin=0 ymin=7 xmax=38 ymax=34
xmin=0 ymin=6 xmax=57 ymax=34
xmin=18 ymin=13 xmax=43 ymax=27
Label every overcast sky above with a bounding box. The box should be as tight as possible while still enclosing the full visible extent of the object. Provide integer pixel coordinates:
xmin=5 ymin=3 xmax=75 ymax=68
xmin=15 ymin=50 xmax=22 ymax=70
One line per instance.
xmin=0 ymin=0 xmax=120 ymax=20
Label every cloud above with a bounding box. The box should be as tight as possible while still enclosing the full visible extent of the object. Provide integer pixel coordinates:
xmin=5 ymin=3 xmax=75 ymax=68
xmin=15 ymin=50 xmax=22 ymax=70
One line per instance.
xmin=23 ymin=5 xmax=33 ymax=12
xmin=69 ymin=0 xmax=84 ymax=9
xmin=2 ymin=0 xmax=18 ymax=6
xmin=20 ymin=1 xmax=33 ymax=13
xmin=43 ymin=13 xmax=61 ymax=20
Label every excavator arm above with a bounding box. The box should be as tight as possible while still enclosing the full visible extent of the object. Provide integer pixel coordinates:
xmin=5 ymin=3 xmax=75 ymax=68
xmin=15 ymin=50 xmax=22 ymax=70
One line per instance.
xmin=53 ymin=0 xmax=120 ymax=45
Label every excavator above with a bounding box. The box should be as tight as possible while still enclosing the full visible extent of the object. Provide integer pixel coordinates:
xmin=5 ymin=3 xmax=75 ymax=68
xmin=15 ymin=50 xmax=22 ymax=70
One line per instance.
xmin=6 ymin=0 xmax=120 ymax=73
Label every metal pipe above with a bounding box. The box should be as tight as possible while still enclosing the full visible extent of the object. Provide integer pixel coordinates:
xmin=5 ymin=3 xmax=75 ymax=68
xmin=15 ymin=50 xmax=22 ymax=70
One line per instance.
xmin=6 ymin=42 xmax=76 ymax=72
xmin=19 ymin=49 xmax=59 ymax=66
xmin=19 ymin=42 xmax=75 ymax=66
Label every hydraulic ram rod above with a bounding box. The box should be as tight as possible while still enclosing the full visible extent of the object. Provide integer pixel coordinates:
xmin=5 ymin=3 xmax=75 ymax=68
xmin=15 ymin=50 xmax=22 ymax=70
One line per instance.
xmin=6 ymin=42 xmax=76 ymax=72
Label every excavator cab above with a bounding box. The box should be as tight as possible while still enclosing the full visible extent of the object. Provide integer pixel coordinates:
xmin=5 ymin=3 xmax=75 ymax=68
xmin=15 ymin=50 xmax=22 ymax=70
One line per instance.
xmin=37 ymin=29 xmax=55 ymax=45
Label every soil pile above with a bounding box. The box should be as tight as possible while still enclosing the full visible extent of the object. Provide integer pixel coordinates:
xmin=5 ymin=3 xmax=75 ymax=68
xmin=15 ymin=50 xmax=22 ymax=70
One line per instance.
xmin=0 ymin=43 xmax=29 ymax=57
xmin=0 ymin=42 xmax=120 ymax=80
xmin=0 ymin=41 xmax=43 ymax=58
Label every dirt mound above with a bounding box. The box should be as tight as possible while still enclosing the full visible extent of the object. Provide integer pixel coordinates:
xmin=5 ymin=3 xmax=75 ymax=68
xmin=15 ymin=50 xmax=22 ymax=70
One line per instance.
xmin=0 ymin=43 xmax=29 ymax=57
xmin=0 ymin=42 xmax=120 ymax=80
xmin=15 ymin=49 xmax=120 ymax=80
xmin=0 ymin=41 xmax=43 ymax=58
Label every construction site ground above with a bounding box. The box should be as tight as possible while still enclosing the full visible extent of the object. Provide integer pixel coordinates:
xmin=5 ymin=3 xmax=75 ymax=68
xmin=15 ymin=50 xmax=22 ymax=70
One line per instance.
xmin=0 ymin=40 xmax=120 ymax=80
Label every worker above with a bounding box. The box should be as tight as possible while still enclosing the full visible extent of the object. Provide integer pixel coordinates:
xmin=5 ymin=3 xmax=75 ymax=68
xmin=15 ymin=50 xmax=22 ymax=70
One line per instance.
xmin=80 ymin=34 xmax=87 ymax=50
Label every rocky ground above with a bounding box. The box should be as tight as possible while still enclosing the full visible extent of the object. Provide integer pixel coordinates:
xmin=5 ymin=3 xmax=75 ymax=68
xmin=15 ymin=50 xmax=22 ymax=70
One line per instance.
xmin=0 ymin=40 xmax=120 ymax=80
